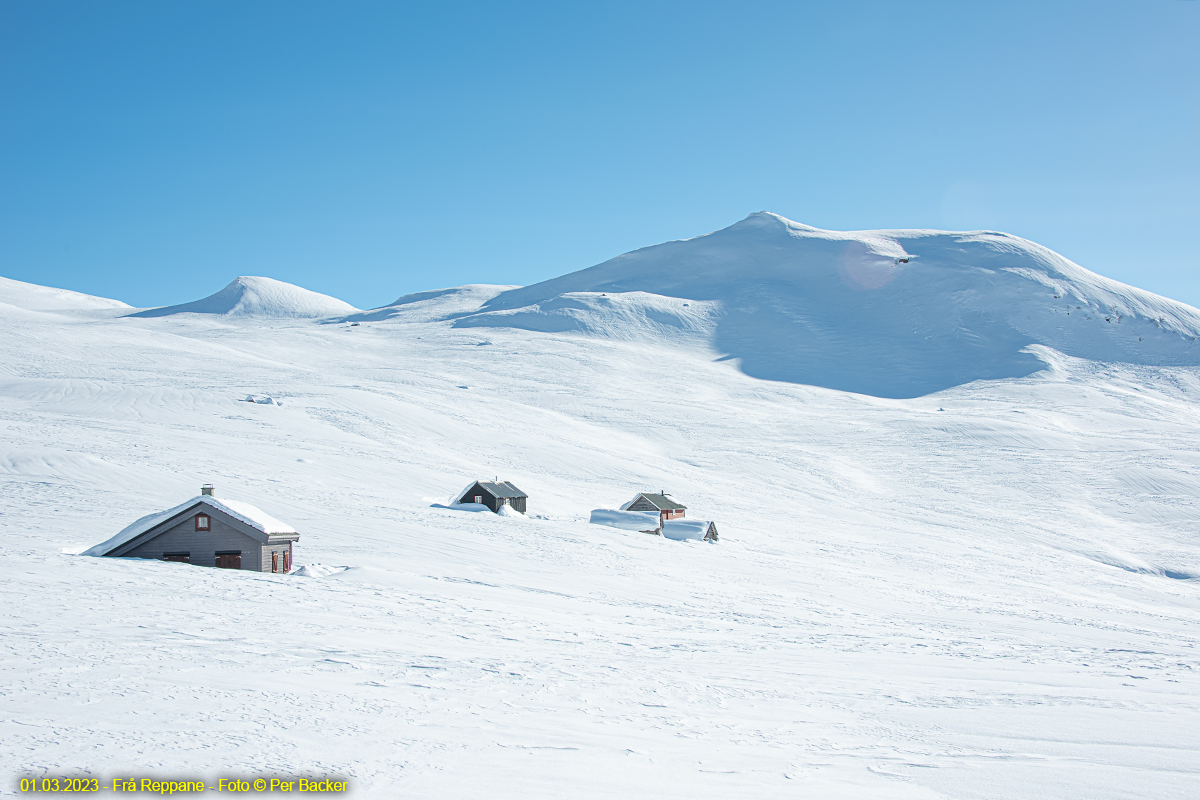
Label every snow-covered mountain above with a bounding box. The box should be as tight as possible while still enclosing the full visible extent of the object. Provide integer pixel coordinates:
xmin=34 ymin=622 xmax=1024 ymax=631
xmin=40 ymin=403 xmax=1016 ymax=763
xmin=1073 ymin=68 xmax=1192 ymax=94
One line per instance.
xmin=3 ymin=217 xmax=1200 ymax=799
xmin=128 ymin=275 xmax=359 ymax=319
xmin=454 ymin=213 xmax=1200 ymax=397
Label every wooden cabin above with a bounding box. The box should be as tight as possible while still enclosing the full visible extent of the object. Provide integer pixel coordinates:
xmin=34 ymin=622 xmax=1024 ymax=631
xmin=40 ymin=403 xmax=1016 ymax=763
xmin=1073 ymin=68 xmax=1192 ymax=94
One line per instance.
xmin=455 ymin=480 xmax=528 ymax=514
xmin=83 ymin=485 xmax=299 ymax=573
xmin=620 ymin=491 xmax=686 ymax=521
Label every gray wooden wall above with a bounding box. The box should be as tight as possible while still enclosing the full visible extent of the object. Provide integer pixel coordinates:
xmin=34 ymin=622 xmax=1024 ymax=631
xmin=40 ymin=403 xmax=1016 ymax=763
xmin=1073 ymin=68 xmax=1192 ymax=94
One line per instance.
xmin=121 ymin=514 xmax=264 ymax=570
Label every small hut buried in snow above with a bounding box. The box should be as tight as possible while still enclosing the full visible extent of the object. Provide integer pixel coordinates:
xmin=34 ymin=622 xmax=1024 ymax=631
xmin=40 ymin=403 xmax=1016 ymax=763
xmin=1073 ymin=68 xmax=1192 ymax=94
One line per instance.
xmin=662 ymin=519 xmax=719 ymax=542
xmin=454 ymin=480 xmax=528 ymax=514
xmin=589 ymin=508 xmax=662 ymax=534
xmin=83 ymin=485 xmax=299 ymax=572
xmin=620 ymin=491 xmax=686 ymax=521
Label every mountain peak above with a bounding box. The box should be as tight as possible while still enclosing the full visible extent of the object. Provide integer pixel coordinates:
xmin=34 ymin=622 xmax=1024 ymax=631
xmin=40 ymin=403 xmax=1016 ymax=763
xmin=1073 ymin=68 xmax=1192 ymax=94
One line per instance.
xmin=453 ymin=215 xmax=1200 ymax=398
xmin=726 ymin=211 xmax=811 ymax=233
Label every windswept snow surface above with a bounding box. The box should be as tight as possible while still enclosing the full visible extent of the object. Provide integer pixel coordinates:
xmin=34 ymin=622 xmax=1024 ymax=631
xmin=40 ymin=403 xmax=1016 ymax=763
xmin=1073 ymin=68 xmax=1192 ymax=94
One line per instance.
xmin=344 ymin=284 xmax=516 ymax=324
xmin=456 ymin=213 xmax=1200 ymax=397
xmin=3 ymin=238 xmax=1200 ymax=799
xmin=0 ymin=276 xmax=130 ymax=313
xmin=128 ymin=276 xmax=359 ymax=319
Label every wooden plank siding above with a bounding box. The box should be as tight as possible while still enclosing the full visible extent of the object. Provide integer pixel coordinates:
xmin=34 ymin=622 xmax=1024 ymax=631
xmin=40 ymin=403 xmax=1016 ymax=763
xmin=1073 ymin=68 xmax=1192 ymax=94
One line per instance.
xmin=625 ymin=496 xmax=686 ymax=520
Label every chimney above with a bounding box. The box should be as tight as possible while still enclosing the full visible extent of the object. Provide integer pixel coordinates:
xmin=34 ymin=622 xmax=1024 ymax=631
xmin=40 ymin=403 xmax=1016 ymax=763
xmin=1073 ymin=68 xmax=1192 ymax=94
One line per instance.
xmin=201 ymin=484 xmax=215 ymax=496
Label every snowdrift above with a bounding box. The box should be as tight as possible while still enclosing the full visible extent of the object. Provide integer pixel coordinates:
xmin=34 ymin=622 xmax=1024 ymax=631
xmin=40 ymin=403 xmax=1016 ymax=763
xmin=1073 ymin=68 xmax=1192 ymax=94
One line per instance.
xmin=661 ymin=519 xmax=718 ymax=542
xmin=343 ymin=285 xmax=516 ymax=324
xmin=128 ymin=276 xmax=358 ymax=319
xmin=589 ymin=508 xmax=662 ymax=532
xmin=291 ymin=564 xmax=351 ymax=578
xmin=457 ymin=291 xmax=719 ymax=342
xmin=454 ymin=213 xmax=1200 ymax=397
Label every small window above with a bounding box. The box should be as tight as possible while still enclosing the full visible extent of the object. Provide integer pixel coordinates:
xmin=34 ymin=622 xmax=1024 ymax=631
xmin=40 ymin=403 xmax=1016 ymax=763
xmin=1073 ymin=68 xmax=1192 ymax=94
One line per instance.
xmin=474 ymin=495 xmax=482 ymax=504
xmin=195 ymin=514 xmax=210 ymax=531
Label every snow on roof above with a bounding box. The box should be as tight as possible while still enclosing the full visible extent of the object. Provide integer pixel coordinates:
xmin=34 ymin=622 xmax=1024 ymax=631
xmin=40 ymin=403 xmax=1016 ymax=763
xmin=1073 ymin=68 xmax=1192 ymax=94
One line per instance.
xmin=620 ymin=492 xmax=686 ymax=511
xmin=82 ymin=495 xmax=296 ymax=557
xmin=454 ymin=480 xmax=527 ymax=502
xmin=210 ymin=496 xmax=296 ymax=535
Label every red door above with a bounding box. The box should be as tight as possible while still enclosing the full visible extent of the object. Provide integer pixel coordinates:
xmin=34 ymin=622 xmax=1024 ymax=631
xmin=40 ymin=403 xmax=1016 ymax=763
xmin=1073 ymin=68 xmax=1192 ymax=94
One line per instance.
xmin=271 ymin=551 xmax=279 ymax=573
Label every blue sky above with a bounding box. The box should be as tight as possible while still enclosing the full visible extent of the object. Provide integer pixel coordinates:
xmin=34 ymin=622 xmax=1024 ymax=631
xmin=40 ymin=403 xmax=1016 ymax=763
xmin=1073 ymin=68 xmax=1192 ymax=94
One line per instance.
xmin=2 ymin=0 xmax=1197 ymax=310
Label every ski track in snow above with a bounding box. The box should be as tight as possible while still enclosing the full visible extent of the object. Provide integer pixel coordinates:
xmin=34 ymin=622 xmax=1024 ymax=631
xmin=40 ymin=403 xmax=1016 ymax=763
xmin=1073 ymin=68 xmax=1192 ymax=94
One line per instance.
xmin=1 ymin=276 xmax=1199 ymax=798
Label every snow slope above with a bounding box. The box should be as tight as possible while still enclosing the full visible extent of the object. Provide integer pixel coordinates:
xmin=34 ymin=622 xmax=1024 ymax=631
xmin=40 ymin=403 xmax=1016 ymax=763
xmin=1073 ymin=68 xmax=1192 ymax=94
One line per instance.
xmin=2 ymin=225 xmax=1200 ymax=800
xmin=0 ymin=276 xmax=130 ymax=313
xmin=455 ymin=213 xmax=1200 ymax=397
xmin=128 ymin=276 xmax=359 ymax=319
xmin=344 ymin=285 xmax=516 ymax=324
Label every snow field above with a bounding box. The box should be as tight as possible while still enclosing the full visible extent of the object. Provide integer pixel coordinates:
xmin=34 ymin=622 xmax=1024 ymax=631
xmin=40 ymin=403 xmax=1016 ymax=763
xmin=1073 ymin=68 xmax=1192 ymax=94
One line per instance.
xmin=2 ymin=219 xmax=1200 ymax=799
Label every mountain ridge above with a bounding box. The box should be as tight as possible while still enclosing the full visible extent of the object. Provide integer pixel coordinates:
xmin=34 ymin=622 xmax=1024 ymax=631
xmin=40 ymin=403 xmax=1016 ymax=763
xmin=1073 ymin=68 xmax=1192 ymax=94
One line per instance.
xmin=452 ymin=212 xmax=1200 ymax=397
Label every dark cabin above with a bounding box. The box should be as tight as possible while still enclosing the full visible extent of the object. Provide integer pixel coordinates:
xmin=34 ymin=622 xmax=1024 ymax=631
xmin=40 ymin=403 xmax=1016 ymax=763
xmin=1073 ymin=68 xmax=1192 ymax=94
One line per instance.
xmin=620 ymin=491 xmax=687 ymax=521
xmin=455 ymin=480 xmax=528 ymax=514
xmin=83 ymin=485 xmax=299 ymax=573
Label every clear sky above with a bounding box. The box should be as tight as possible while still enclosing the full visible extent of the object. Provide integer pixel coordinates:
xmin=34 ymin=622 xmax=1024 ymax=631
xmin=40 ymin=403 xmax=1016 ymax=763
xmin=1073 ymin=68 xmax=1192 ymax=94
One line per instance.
xmin=2 ymin=0 xmax=1197 ymax=310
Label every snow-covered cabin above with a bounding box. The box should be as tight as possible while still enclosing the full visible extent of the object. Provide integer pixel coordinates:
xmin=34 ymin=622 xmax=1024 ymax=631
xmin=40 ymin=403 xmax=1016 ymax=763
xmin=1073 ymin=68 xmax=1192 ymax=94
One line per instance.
xmin=589 ymin=508 xmax=662 ymax=534
xmin=620 ymin=492 xmax=686 ymax=521
xmin=455 ymin=480 xmax=528 ymax=514
xmin=662 ymin=519 xmax=719 ymax=542
xmin=82 ymin=485 xmax=299 ymax=573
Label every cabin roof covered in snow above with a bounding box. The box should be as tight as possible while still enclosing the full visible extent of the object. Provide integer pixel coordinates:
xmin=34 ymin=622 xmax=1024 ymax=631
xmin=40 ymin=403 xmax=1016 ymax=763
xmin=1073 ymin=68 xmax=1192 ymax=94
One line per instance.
xmin=82 ymin=495 xmax=297 ymax=557
xmin=621 ymin=492 xmax=686 ymax=511
xmin=457 ymin=480 xmax=527 ymax=501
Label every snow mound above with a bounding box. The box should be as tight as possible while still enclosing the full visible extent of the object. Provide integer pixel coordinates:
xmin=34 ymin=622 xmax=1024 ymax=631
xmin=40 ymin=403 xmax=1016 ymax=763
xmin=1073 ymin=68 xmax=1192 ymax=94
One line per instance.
xmin=291 ymin=564 xmax=351 ymax=578
xmin=343 ymin=285 xmax=515 ymax=323
xmin=496 ymin=504 xmax=526 ymax=518
xmin=589 ymin=508 xmax=662 ymax=532
xmin=243 ymin=394 xmax=282 ymax=406
xmin=455 ymin=212 xmax=1200 ymax=398
xmin=661 ymin=519 xmax=718 ymax=542
xmin=435 ymin=502 xmax=493 ymax=513
xmin=128 ymin=276 xmax=359 ymax=319
xmin=0 ymin=275 xmax=130 ymax=312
